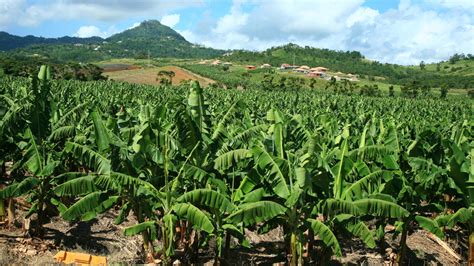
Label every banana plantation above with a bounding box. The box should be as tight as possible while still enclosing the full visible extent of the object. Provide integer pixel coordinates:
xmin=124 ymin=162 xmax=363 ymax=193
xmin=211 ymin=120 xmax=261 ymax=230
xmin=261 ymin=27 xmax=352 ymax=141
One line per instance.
xmin=0 ymin=66 xmax=472 ymax=265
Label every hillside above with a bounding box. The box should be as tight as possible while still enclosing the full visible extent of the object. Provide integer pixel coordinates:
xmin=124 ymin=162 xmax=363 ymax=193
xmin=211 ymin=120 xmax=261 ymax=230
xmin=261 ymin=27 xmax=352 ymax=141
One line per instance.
xmin=0 ymin=31 xmax=102 ymax=51
xmin=413 ymin=58 xmax=474 ymax=76
xmin=1 ymin=23 xmax=473 ymax=89
xmin=221 ymin=44 xmax=474 ymax=89
xmin=4 ymin=20 xmax=224 ymax=61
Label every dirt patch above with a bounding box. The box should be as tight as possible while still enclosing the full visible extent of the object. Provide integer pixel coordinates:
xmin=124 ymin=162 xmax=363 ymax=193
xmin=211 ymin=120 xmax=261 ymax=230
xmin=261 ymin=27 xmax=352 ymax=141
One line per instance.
xmin=0 ymin=213 xmax=467 ymax=265
xmin=0 ymin=211 xmax=143 ymax=265
xmin=100 ymin=64 xmax=141 ymax=72
xmin=105 ymin=66 xmax=215 ymax=87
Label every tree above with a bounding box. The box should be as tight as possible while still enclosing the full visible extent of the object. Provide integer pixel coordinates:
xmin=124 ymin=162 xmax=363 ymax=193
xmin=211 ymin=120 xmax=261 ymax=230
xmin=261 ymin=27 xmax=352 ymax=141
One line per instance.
xmin=421 ymin=85 xmax=431 ymax=96
xmin=468 ymin=89 xmax=474 ymax=99
xmin=436 ymin=63 xmax=441 ymax=72
xmin=262 ymin=73 xmax=274 ymax=91
xmin=157 ymin=70 xmax=175 ymax=85
xmin=309 ymin=78 xmax=316 ymax=89
xmin=419 ymin=61 xmax=425 ymax=70
xmin=388 ymin=85 xmax=395 ymax=97
xmin=440 ymin=85 xmax=449 ymax=99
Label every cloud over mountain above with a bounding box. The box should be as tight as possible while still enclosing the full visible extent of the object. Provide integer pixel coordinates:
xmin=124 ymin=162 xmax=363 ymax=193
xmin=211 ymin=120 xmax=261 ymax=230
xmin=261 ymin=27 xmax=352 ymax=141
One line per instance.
xmin=181 ymin=0 xmax=474 ymax=64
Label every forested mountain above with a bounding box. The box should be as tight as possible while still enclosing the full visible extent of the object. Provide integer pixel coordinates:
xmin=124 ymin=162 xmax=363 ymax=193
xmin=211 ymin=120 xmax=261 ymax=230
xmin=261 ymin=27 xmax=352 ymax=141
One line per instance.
xmin=0 ymin=31 xmax=102 ymax=51
xmin=3 ymin=20 xmax=224 ymax=61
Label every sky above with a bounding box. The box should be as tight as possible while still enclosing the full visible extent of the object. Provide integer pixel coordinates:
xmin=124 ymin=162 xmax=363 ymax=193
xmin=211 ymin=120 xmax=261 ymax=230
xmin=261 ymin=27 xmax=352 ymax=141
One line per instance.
xmin=0 ymin=0 xmax=473 ymax=65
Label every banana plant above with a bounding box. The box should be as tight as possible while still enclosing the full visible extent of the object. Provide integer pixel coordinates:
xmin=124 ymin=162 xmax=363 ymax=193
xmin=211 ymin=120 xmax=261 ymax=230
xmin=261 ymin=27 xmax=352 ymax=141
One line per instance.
xmin=404 ymin=123 xmax=473 ymax=264
xmin=57 ymin=105 xmax=176 ymax=261
xmin=0 ymin=66 xmax=80 ymax=234
xmin=373 ymin=123 xmax=464 ymax=264
xmin=174 ymin=188 xmax=286 ymax=263
xmin=0 ymin=84 xmax=32 ymax=225
xmin=251 ymin=111 xmax=409 ymax=265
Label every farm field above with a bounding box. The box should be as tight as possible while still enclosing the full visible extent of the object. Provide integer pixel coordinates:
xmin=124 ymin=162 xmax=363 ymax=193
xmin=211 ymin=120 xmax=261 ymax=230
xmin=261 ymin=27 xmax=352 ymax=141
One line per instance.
xmin=0 ymin=67 xmax=472 ymax=265
xmin=91 ymin=58 xmax=471 ymax=96
xmin=0 ymin=8 xmax=473 ymax=265
xmin=104 ymin=65 xmax=215 ymax=87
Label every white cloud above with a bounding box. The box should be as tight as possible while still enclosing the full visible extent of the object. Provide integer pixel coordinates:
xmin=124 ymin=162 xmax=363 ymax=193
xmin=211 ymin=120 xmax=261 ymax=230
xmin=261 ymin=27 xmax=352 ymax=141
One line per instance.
xmin=0 ymin=0 xmax=26 ymax=28
xmin=346 ymin=7 xmax=379 ymax=27
xmin=74 ymin=26 xmax=105 ymax=38
xmin=128 ymin=22 xmax=141 ymax=30
xmin=161 ymin=14 xmax=180 ymax=28
xmin=1 ymin=0 xmax=201 ymax=27
xmin=183 ymin=0 xmax=474 ymax=64
xmin=341 ymin=5 xmax=474 ymax=64
xmin=73 ymin=25 xmax=118 ymax=38
xmin=2 ymin=0 xmax=473 ymax=65
xmin=423 ymin=0 xmax=474 ymax=9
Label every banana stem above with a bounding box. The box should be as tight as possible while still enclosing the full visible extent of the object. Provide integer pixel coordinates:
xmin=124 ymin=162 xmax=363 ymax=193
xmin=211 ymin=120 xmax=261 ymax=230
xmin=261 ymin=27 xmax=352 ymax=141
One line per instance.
xmin=290 ymin=232 xmax=298 ymax=266
xmin=7 ymin=198 xmax=15 ymax=225
xmin=469 ymin=232 xmax=474 ymax=266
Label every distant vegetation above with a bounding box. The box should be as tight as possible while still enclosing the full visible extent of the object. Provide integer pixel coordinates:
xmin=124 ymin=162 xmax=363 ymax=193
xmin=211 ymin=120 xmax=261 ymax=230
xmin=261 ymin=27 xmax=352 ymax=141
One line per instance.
xmin=0 ymin=55 xmax=106 ymax=81
xmin=0 ymin=31 xmax=102 ymax=51
xmin=4 ymin=20 xmax=223 ymax=62
xmin=1 ymin=22 xmax=472 ymax=89
xmin=222 ymin=44 xmax=474 ymax=89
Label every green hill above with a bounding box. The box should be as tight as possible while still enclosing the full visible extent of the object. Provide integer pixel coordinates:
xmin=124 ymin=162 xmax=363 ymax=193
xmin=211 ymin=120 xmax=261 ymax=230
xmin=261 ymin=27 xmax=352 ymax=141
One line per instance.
xmin=4 ymin=20 xmax=224 ymax=61
xmin=1 ymin=22 xmax=473 ymax=89
xmin=221 ymin=44 xmax=474 ymax=89
xmin=108 ymin=20 xmax=187 ymax=42
xmin=0 ymin=31 xmax=102 ymax=51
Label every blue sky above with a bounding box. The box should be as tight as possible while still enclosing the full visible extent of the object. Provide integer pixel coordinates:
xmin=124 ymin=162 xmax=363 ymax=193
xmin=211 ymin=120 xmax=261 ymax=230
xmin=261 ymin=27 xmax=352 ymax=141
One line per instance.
xmin=1 ymin=0 xmax=473 ymax=64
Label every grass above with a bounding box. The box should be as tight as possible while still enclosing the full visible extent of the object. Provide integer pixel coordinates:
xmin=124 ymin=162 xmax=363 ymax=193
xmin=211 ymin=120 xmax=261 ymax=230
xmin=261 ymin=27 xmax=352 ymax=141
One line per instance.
xmin=408 ymin=59 xmax=474 ymax=76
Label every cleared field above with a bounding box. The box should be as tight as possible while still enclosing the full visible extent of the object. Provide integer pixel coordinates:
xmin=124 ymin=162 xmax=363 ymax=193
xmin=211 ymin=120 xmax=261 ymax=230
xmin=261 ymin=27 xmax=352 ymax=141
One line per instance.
xmin=105 ymin=66 xmax=215 ymax=87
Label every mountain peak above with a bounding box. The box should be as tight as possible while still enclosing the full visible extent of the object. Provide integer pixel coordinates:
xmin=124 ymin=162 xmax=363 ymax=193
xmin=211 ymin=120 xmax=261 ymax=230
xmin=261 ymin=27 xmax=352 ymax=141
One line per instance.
xmin=107 ymin=19 xmax=186 ymax=42
xmin=140 ymin=19 xmax=163 ymax=26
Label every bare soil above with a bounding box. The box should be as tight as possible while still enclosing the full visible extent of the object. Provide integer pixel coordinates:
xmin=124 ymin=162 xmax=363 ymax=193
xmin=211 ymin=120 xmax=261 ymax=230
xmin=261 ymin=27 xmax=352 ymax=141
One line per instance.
xmin=105 ymin=66 xmax=215 ymax=87
xmin=101 ymin=64 xmax=141 ymax=72
xmin=0 ymin=208 xmax=468 ymax=265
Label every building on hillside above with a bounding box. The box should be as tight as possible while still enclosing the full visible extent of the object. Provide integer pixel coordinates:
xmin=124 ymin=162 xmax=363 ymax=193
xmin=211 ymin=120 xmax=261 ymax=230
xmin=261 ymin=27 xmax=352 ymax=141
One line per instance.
xmin=311 ymin=67 xmax=329 ymax=72
xmin=261 ymin=63 xmax=271 ymax=68
xmin=307 ymin=71 xmax=325 ymax=77
xmin=280 ymin=63 xmax=301 ymax=70
xmin=294 ymin=67 xmax=309 ymax=74
xmin=300 ymin=65 xmax=310 ymax=70
xmin=245 ymin=65 xmax=256 ymax=70
xmin=223 ymin=62 xmax=233 ymax=66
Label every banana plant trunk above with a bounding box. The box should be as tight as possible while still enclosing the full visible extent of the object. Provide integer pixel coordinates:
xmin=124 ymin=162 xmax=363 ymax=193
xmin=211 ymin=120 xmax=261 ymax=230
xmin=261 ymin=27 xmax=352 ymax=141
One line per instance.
xmin=135 ymin=204 xmax=154 ymax=261
xmin=306 ymin=229 xmax=314 ymax=261
xmin=290 ymin=232 xmax=298 ymax=266
xmin=469 ymin=232 xmax=474 ymax=266
xmin=0 ymin=200 xmax=4 ymax=222
xmin=224 ymin=230 xmax=231 ymax=258
xmin=397 ymin=220 xmax=410 ymax=265
xmin=7 ymin=198 xmax=15 ymax=225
